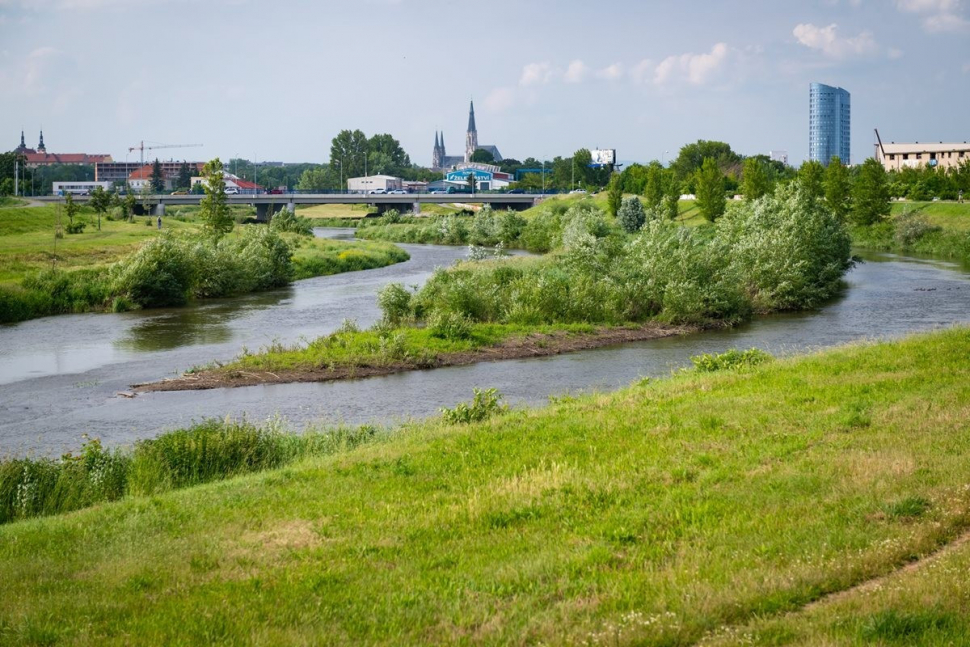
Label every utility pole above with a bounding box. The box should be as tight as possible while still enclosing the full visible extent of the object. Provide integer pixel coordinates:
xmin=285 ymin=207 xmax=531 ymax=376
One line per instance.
xmin=14 ymin=157 xmax=18 ymax=197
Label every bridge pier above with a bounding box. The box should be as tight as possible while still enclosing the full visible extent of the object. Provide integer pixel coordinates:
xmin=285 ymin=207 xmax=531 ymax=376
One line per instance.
xmin=287 ymin=200 xmax=295 ymax=213
xmin=153 ymin=202 xmax=165 ymax=216
xmin=412 ymin=200 xmax=421 ymax=215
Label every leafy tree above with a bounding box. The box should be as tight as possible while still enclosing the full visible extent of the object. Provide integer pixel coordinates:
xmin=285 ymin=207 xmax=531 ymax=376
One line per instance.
xmin=367 ymin=151 xmax=395 ymax=176
xmin=64 ymin=193 xmax=79 ymax=225
xmin=851 ymin=158 xmax=891 ymax=226
xmin=551 ymin=156 xmax=571 ymax=190
xmin=824 ymin=156 xmax=852 ymax=220
xmin=617 ymin=196 xmax=646 ymax=233
xmin=798 ymin=160 xmax=826 ymax=201
xmin=296 ymin=167 xmax=334 ymax=192
xmin=671 ymin=140 xmax=742 ymax=181
xmin=470 ymin=149 xmax=495 ymax=164
xmin=0 ymin=177 xmax=12 ymax=197
xmin=150 ymin=159 xmax=165 ymax=193
xmin=177 ymin=162 xmax=193 ymax=190
xmin=619 ymin=163 xmax=648 ymax=195
xmin=199 ymin=158 xmax=233 ymax=238
xmin=742 ymin=157 xmax=771 ymax=201
xmin=331 ymin=129 xmax=369 ymax=179
xmin=572 ymin=149 xmax=593 ymax=187
xmin=695 ymin=158 xmax=726 ymax=222
xmin=120 ymin=188 xmax=137 ymax=222
xmin=644 ymin=163 xmax=664 ymax=209
xmin=367 ymin=133 xmax=410 ymax=175
xmin=89 ymin=185 xmax=112 ymax=231
xmin=606 ymin=173 xmax=623 ymax=218
xmin=498 ymin=158 xmax=523 ymax=174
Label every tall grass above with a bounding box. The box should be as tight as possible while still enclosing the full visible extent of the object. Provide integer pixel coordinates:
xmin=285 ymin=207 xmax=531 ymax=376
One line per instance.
xmin=0 ymin=420 xmax=384 ymax=525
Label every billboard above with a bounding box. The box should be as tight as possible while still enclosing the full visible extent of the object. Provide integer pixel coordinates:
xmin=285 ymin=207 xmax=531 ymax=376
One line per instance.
xmin=590 ymin=149 xmax=616 ymax=167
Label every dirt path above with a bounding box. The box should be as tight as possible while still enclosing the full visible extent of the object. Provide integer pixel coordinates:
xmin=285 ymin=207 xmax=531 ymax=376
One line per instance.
xmin=133 ymin=323 xmax=692 ymax=393
xmin=694 ymin=525 xmax=970 ymax=645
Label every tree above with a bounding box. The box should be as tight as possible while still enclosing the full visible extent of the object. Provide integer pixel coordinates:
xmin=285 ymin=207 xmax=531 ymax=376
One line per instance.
xmin=798 ymin=160 xmax=826 ymax=201
xmin=89 ymin=185 xmax=111 ymax=231
xmin=851 ymin=158 xmax=891 ymax=226
xmin=470 ymin=149 xmax=495 ymax=164
xmin=150 ymin=159 xmax=165 ymax=193
xmin=742 ymin=157 xmax=771 ymax=201
xmin=0 ymin=177 xmax=13 ymax=197
xmin=572 ymin=148 xmax=593 ymax=187
xmin=367 ymin=133 xmax=410 ymax=175
xmin=824 ymin=156 xmax=852 ymax=220
xmin=177 ymin=162 xmax=193 ymax=190
xmin=671 ymin=140 xmax=742 ymax=181
xmin=330 ymin=129 xmax=369 ymax=179
xmin=199 ymin=158 xmax=233 ymax=238
xmin=617 ymin=196 xmax=646 ymax=233
xmin=606 ymin=173 xmax=623 ymax=218
xmin=644 ymin=163 xmax=664 ymax=209
xmin=296 ymin=167 xmax=334 ymax=192
xmin=64 ymin=193 xmax=79 ymax=225
xmin=695 ymin=158 xmax=726 ymax=222
xmin=120 ymin=188 xmax=137 ymax=222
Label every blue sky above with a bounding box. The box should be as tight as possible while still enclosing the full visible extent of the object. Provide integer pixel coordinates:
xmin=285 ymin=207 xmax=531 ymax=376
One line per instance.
xmin=1 ymin=0 xmax=968 ymax=167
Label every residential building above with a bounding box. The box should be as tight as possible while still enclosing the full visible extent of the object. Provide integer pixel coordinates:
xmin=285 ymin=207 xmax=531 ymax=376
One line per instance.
xmin=874 ymin=139 xmax=970 ymax=171
xmin=346 ymin=175 xmax=403 ymax=193
xmin=190 ymin=171 xmax=263 ymax=195
xmin=809 ymin=83 xmax=850 ymax=166
xmin=96 ymin=161 xmax=201 ymax=183
xmin=52 ymin=181 xmax=113 ymax=196
xmin=127 ymin=165 xmax=173 ymax=191
xmin=769 ymin=150 xmax=789 ymax=166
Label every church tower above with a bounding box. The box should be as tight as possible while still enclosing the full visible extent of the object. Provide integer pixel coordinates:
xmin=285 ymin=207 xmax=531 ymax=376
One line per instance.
xmin=432 ymin=131 xmax=443 ymax=170
xmin=464 ymin=100 xmax=478 ymax=163
xmin=19 ymin=131 xmax=26 ymax=150
xmin=37 ymin=130 xmax=46 ymax=153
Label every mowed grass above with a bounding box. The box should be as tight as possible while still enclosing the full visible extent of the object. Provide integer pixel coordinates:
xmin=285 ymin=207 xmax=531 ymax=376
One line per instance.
xmin=0 ymin=205 xmax=201 ymax=284
xmin=2 ymin=328 xmax=970 ymax=645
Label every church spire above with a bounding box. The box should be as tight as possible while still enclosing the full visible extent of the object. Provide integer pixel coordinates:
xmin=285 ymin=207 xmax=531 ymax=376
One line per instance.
xmin=467 ymin=99 xmax=476 ymax=134
xmin=20 ymin=130 xmax=25 ymax=148
xmin=37 ymin=129 xmax=45 ymax=153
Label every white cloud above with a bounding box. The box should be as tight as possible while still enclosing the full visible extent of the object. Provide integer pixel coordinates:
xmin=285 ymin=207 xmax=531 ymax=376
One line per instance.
xmin=654 ymin=42 xmax=730 ymax=85
xmin=888 ymin=47 xmax=905 ymax=58
xmin=563 ymin=59 xmax=588 ymax=83
xmin=896 ymin=0 xmax=970 ymax=32
xmin=484 ymin=87 xmax=515 ymax=112
xmin=629 ymin=59 xmax=653 ymax=84
xmin=519 ymin=62 xmax=554 ymax=86
xmin=792 ymin=23 xmax=877 ymax=58
xmin=595 ymin=63 xmax=623 ymax=81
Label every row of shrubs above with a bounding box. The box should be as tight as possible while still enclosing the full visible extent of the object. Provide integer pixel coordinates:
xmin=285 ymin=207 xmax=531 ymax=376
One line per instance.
xmin=0 ymin=419 xmax=386 ymax=525
xmin=0 ymin=227 xmax=295 ymax=323
xmin=377 ymin=184 xmax=854 ymax=330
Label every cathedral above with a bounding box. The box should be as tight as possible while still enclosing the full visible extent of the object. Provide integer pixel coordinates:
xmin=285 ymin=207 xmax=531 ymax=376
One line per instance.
xmin=14 ymin=130 xmax=46 ymax=155
xmin=431 ymin=101 xmax=502 ymax=171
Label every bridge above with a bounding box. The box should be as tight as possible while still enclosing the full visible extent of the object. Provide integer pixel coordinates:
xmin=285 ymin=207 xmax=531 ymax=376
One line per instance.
xmin=35 ymin=193 xmax=543 ymax=220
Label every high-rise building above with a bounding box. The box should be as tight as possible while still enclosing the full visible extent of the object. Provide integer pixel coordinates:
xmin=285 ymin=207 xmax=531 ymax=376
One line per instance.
xmin=809 ymin=82 xmax=850 ymax=166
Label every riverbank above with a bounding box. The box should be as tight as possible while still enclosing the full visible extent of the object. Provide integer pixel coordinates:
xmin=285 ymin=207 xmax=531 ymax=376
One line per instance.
xmin=133 ymin=322 xmax=692 ymax=392
xmin=851 ymin=201 xmax=970 ymax=264
xmin=0 ymin=204 xmax=410 ymax=323
xmin=4 ymin=327 xmax=970 ymax=644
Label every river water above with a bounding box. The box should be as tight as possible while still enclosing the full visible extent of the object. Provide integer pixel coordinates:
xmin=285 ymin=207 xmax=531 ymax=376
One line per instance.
xmin=1 ymin=228 xmax=968 ymax=456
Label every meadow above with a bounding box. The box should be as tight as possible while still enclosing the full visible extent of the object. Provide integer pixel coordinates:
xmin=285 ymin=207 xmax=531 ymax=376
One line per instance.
xmin=2 ymin=327 xmax=969 ymax=645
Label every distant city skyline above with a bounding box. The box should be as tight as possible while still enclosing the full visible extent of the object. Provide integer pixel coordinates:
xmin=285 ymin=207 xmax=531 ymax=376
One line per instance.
xmin=1 ymin=0 xmax=968 ymax=167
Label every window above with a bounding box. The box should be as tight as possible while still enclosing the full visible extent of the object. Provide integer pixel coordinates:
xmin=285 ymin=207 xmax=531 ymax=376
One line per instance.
xmin=889 ymin=154 xmax=895 ymax=160
xmin=903 ymin=154 xmax=909 ymax=160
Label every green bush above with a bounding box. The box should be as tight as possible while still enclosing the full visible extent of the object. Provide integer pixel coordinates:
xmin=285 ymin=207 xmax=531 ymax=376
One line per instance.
xmin=377 ymin=282 xmax=413 ymax=325
xmin=427 ymin=310 xmax=472 ymax=340
xmin=617 ymin=196 xmax=646 ymax=233
xmin=440 ymin=388 xmax=507 ymax=424
xmin=269 ymin=209 xmax=313 ymax=236
xmin=111 ymin=234 xmax=199 ymax=308
xmin=689 ymin=348 xmax=773 ymax=372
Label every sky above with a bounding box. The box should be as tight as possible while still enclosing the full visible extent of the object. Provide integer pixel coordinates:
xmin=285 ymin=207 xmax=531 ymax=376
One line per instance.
xmin=1 ymin=0 xmax=968 ymax=168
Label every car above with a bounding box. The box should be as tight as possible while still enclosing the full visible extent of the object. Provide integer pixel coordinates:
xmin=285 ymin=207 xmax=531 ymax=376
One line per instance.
xmin=368 ymin=188 xmax=387 ymax=195
xmin=428 ymin=189 xmax=447 ymax=195
xmin=569 ymin=188 xmax=587 ymax=194
xmin=171 ymin=190 xmax=188 ymax=195
xmin=506 ymin=189 xmax=524 ymax=194
xmin=446 ymin=187 xmax=472 ymax=194
xmin=267 ymin=188 xmax=284 ymax=195
xmin=225 ymin=187 xmax=239 ymax=195
xmin=387 ymin=189 xmax=408 ymax=195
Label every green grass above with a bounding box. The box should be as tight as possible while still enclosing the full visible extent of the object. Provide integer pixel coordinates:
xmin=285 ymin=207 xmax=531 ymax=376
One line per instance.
xmin=290 ymin=237 xmax=410 ymax=280
xmin=2 ymin=327 xmax=970 ymax=645
xmin=225 ymin=321 xmax=598 ymax=373
xmin=852 ymin=202 xmax=970 ymax=264
xmin=890 ymin=200 xmax=970 ymax=231
xmin=0 ymin=204 xmax=202 ymax=285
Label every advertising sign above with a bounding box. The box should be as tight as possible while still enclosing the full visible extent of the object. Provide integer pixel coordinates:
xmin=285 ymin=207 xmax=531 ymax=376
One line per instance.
xmin=590 ymin=149 xmax=616 ymax=166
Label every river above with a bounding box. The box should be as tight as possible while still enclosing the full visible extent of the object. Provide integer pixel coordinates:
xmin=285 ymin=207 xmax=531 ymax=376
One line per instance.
xmin=1 ymin=228 xmax=968 ymax=456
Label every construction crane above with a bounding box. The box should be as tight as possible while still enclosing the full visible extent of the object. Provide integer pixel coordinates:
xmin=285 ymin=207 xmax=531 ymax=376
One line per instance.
xmin=128 ymin=141 xmax=203 ymax=168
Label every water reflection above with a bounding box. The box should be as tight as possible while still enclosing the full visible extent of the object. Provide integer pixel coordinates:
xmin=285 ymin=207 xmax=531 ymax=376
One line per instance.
xmin=114 ymin=288 xmax=294 ymax=352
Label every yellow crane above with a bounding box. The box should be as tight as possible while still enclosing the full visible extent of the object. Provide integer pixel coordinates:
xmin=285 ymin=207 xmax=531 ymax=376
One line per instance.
xmin=128 ymin=141 xmax=203 ymax=168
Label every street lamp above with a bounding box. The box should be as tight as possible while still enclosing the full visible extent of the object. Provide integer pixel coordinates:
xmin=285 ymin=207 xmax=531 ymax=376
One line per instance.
xmin=662 ymin=150 xmax=669 ymax=166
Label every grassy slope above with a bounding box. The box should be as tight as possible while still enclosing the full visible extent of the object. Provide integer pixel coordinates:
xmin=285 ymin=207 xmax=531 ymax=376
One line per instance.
xmin=290 ymin=237 xmax=410 ymax=280
xmin=3 ymin=328 xmax=970 ymax=645
xmin=890 ymin=200 xmax=970 ymax=231
xmin=0 ymin=205 xmax=201 ymax=284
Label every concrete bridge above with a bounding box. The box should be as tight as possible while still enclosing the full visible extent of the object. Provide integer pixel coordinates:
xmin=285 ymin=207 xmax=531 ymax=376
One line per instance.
xmin=35 ymin=193 xmax=542 ymax=220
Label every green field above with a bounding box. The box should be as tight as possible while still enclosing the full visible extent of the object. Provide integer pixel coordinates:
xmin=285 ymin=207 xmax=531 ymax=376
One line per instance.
xmin=3 ymin=327 xmax=970 ymax=645
xmin=890 ymin=200 xmax=970 ymax=231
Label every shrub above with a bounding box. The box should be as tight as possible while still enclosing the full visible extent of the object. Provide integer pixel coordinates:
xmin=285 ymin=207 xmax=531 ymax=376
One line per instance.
xmin=894 ymin=211 xmax=941 ymax=248
xmin=112 ymin=234 xmax=199 ymax=308
xmin=269 ymin=209 xmax=313 ymax=236
xmin=65 ymin=220 xmax=86 ymax=234
xmin=469 ymin=207 xmax=500 ymax=246
xmin=617 ymin=196 xmax=646 ymax=233
xmin=440 ymin=388 xmax=507 ymax=424
xmin=428 ymin=310 xmax=472 ymax=340
xmin=377 ymin=282 xmax=413 ymax=325
xmin=689 ymin=348 xmax=773 ymax=372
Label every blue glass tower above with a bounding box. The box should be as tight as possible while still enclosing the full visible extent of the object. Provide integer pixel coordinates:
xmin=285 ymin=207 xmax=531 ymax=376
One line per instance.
xmin=809 ymin=82 xmax=851 ymax=166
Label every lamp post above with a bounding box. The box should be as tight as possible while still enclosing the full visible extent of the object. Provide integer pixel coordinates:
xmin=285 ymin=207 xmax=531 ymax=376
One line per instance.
xmin=662 ymin=150 xmax=669 ymax=167
xmin=541 ymin=159 xmax=545 ymax=195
